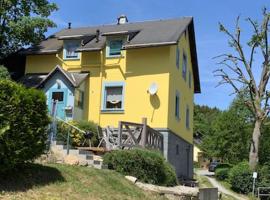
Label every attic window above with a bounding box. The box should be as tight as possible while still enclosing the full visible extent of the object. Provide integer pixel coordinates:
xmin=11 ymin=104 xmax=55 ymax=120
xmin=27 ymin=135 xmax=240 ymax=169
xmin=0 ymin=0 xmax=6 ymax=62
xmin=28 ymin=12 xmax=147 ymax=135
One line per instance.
xmin=106 ymin=38 xmax=123 ymax=57
xmin=63 ymin=40 xmax=80 ymax=59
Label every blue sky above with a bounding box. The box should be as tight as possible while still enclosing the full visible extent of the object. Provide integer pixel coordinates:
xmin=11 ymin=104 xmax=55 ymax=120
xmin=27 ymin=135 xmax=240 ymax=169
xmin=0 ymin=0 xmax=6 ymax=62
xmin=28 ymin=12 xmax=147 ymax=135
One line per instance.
xmin=48 ymin=0 xmax=269 ymax=110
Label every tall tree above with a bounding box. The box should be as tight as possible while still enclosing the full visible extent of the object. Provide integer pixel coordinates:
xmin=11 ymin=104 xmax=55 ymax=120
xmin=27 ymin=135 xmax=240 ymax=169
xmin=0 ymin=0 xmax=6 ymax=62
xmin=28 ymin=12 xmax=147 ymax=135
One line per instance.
xmin=214 ymin=8 xmax=270 ymax=169
xmin=0 ymin=0 xmax=58 ymax=60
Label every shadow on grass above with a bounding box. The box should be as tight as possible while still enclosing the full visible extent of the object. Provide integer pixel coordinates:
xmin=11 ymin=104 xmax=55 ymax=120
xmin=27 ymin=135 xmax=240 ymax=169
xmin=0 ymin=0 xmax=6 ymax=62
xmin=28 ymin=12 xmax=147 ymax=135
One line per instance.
xmin=0 ymin=163 xmax=65 ymax=192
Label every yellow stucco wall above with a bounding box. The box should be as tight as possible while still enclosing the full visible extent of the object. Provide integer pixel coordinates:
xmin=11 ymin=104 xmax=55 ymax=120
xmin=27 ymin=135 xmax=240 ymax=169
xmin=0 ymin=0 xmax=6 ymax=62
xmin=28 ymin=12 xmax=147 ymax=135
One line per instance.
xmin=25 ymin=31 xmax=195 ymax=144
xmin=193 ymin=145 xmax=202 ymax=162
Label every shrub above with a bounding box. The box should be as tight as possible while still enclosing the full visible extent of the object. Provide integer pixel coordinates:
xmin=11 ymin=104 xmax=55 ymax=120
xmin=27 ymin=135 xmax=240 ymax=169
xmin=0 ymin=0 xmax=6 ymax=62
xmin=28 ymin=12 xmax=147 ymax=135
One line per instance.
xmin=215 ymin=168 xmax=230 ymax=181
xmin=103 ymin=148 xmax=177 ymax=186
xmin=0 ymin=65 xmax=10 ymax=79
xmin=258 ymin=164 xmax=270 ymax=188
xmin=228 ymin=161 xmax=253 ymax=194
xmin=0 ymin=80 xmax=50 ymax=172
xmin=57 ymin=120 xmax=99 ymax=147
xmin=215 ymin=163 xmax=232 ymax=171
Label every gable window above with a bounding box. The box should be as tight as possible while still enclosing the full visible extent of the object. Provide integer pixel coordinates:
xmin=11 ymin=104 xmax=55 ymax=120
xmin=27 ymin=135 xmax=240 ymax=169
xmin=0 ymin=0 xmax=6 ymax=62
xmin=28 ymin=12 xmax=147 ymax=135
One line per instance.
xmin=63 ymin=40 xmax=80 ymax=59
xmin=107 ymin=39 xmax=123 ymax=57
xmin=186 ymin=105 xmax=190 ymax=129
xmin=102 ymin=82 xmax=125 ymax=111
xmin=189 ymin=70 xmax=192 ymax=89
xmin=175 ymin=91 xmax=180 ymax=120
xmin=176 ymin=46 xmax=180 ymax=69
xmin=182 ymin=53 xmax=187 ymax=81
xmin=75 ymin=90 xmax=84 ymax=109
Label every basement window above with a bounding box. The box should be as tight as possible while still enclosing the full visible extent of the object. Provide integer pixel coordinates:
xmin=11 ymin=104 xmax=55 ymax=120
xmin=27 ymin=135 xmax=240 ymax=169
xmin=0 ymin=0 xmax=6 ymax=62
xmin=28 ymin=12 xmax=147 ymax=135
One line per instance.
xmin=63 ymin=40 xmax=80 ymax=60
xmin=102 ymin=82 xmax=125 ymax=111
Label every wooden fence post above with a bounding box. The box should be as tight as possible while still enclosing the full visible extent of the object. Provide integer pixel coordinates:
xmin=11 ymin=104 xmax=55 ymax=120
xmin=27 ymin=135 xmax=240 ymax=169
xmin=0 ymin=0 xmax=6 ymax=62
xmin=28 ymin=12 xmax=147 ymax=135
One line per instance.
xmin=118 ymin=121 xmax=122 ymax=149
xmin=141 ymin=118 xmax=147 ymax=147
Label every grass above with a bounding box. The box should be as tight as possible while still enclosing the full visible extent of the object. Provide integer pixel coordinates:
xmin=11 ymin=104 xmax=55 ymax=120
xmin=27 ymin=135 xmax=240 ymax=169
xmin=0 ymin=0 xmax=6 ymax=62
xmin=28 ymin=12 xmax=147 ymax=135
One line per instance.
xmin=0 ymin=163 xmax=167 ymax=200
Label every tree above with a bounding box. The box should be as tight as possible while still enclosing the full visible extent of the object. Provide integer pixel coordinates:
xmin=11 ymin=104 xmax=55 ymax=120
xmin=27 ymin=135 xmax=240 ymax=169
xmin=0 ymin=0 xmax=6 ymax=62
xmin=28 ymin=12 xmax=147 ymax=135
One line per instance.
xmin=200 ymin=99 xmax=251 ymax=163
xmin=214 ymin=8 xmax=270 ymax=169
xmin=0 ymin=0 xmax=58 ymax=60
xmin=0 ymin=65 xmax=10 ymax=79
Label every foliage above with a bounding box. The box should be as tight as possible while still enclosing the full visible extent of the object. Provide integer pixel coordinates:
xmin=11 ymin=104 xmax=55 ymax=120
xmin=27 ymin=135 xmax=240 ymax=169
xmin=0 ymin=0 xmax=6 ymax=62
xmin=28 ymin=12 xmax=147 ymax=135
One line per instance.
xmin=0 ymin=80 xmax=50 ymax=172
xmin=0 ymin=0 xmax=58 ymax=60
xmin=215 ymin=168 xmax=230 ymax=181
xmin=0 ymin=164 xmax=165 ymax=200
xmin=103 ymin=148 xmax=178 ymax=186
xmin=228 ymin=161 xmax=253 ymax=194
xmin=215 ymin=163 xmax=232 ymax=171
xmin=57 ymin=120 xmax=99 ymax=147
xmin=257 ymin=164 xmax=270 ymax=188
xmin=0 ymin=65 xmax=10 ymax=79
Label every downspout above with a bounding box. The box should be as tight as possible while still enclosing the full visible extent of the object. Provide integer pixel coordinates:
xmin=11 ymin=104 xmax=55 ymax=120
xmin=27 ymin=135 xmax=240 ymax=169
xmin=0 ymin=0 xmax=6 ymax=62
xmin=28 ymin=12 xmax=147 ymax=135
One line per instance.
xmin=98 ymin=50 xmax=104 ymax=125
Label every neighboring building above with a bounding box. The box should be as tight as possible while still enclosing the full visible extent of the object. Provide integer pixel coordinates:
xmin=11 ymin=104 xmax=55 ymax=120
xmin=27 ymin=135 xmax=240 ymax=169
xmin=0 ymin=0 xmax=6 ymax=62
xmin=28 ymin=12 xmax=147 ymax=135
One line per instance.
xmin=21 ymin=16 xmax=200 ymax=179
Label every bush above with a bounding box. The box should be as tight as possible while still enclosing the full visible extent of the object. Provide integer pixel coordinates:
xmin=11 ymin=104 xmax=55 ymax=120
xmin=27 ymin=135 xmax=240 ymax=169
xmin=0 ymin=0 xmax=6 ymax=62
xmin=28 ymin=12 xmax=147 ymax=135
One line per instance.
xmin=215 ymin=163 xmax=232 ymax=171
xmin=0 ymin=65 xmax=10 ymax=79
xmin=258 ymin=164 xmax=270 ymax=188
xmin=103 ymin=148 xmax=177 ymax=186
xmin=57 ymin=120 xmax=99 ymax=147
xmin=228 ymin=161 xmax=253 ymax=194
xmin=215 ymin=168 xmax=230 ymax=181
xmin=0 ymin=80 xmax=50 ymax=172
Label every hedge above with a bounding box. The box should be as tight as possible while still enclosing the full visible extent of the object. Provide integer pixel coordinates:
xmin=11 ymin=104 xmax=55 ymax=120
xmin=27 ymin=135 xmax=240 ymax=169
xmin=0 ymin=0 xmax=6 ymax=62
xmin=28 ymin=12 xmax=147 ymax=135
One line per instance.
xmin=215 ymin=168 xmax=230 ymax=181
xmin=228 ymin=161 xmax=253 ymax=194
xmin=103 ymin=148 xmax=178 ymax=186
xmin=0 ymin=80 xmax=50 ymax=172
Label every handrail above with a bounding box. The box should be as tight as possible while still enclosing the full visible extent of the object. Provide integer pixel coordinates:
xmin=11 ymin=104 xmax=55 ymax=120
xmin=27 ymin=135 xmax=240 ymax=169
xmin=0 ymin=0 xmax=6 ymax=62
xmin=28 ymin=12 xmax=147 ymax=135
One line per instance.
xmin=56 ymin=117 xmax=86 ymax=134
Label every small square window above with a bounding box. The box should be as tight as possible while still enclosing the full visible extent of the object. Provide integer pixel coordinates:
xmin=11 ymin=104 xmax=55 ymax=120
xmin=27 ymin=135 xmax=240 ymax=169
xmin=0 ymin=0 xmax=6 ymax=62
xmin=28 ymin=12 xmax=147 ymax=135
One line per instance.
xmin=52 ymin=92 xmax=64 ymax=102
xmin=102 ymin=83 xmax=124 ymax=111
xmin=182 ymin=53 xmax=187 ymax=81
xmin=108 ymin=40 xmax=123 ymax=57
xmin=64 ymin=41 xmax=80 ymax=59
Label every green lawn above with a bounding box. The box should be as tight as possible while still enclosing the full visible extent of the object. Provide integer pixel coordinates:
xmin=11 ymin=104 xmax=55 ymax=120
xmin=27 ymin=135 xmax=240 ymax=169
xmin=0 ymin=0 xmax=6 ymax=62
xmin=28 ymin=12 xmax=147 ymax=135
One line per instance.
xmin=0 ymin=163 xmax=167 ymax=200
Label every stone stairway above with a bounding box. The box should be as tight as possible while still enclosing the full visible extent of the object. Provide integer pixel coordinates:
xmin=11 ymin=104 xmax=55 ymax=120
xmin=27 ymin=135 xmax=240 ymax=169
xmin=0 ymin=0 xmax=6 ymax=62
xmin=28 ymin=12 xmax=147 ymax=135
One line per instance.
xmin=50 ymin=141 xmax=104 ymax=169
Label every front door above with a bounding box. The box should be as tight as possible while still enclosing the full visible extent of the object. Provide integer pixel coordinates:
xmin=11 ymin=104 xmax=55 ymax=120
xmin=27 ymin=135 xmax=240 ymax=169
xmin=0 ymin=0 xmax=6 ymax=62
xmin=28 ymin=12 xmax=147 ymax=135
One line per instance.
xmin=49 ymin=88 xmax=68 ymax=120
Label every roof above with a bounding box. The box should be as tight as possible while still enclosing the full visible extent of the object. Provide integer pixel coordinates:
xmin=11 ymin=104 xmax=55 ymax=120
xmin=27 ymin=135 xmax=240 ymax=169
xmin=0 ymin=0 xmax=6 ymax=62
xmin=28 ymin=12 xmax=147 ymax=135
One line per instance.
xmin=19 ymin=66 xmax=89 ymax=88
xmin=22 ymin=17 xmax=200 ymax=93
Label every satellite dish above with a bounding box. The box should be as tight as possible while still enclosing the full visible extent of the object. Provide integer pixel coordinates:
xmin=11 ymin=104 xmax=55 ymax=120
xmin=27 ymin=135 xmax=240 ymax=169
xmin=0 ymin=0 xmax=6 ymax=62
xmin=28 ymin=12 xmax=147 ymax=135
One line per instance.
xmin=148 ymin=82 xmax=158 ymax=95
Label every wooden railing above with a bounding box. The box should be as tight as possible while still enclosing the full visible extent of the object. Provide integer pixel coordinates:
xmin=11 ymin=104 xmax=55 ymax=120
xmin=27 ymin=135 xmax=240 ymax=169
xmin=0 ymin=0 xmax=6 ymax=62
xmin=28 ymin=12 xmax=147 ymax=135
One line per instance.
xmin=117 ymin=118 xmax=163 ymax=152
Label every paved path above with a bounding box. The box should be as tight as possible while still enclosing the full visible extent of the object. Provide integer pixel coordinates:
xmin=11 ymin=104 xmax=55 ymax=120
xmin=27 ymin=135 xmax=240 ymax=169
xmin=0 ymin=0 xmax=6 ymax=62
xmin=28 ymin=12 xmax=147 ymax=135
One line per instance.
xmin=196 ymin=169 xmax=248 ymax=200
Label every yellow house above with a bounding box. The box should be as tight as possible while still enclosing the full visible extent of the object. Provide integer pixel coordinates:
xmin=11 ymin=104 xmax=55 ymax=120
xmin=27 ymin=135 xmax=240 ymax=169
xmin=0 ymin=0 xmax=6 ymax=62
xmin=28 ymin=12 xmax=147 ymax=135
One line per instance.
xmin=21 ymin=16 xmax=200 ymax=179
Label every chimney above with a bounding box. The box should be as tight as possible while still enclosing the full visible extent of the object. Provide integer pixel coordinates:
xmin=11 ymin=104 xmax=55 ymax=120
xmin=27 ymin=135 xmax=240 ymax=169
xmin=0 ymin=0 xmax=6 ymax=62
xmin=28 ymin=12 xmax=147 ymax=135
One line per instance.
xmin=117 ymin=15 xmax=128 ymax=25
xmin=68 ymin=22 xmax=71 ymax=29
xmin=96 ymin=29 xmax=100 ymax=42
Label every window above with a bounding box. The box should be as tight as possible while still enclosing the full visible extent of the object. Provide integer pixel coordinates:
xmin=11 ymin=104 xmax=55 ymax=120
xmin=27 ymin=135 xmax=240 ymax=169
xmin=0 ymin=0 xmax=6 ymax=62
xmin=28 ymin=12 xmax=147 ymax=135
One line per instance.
xmin=176 ymin=46 xmax=180 ymax=69
xmin=52 ymin=92 xmax=64 ymax=102
xmin=75 ymin=90 xmax=84 ymax=109
xmin=175 ymin=92 xmax=180 ymax=119
xmin=176 ymin=144 xmax=179 ymax=155
xmin=182 ymin=53 xmax=187 ymax=80
xmin=107 ymin=39 xmax=123 ymax=57
xmin=102 ymin=82 xmax=124 ymax=111
xmin=189 ymin=70 xmax=192 ymax=88
xmin=63 ymin=40 xmax=80 ymax=59
xmin=186 ymin=105 xmax=190 ymax=129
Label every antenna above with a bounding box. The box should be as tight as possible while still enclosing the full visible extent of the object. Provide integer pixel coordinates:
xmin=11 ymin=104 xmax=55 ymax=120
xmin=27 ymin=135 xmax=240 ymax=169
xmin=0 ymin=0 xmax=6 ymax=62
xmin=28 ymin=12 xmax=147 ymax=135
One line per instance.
xmin=148 ymin=82 xmax=158 ymax=95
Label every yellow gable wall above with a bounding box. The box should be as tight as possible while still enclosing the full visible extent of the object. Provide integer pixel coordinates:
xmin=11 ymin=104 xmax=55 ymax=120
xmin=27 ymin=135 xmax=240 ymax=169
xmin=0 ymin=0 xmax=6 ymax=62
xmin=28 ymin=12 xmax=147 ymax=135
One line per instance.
xmin=85 ymin=46 xmax=170 ymax=128
xmin=168 ymin=32 xmax=194 ymax=144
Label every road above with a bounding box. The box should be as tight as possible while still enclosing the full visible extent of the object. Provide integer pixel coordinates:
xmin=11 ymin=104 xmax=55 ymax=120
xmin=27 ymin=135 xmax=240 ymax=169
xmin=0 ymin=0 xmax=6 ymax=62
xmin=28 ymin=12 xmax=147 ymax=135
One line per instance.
xmin=196 ymin=169 xmax=248 ymax=200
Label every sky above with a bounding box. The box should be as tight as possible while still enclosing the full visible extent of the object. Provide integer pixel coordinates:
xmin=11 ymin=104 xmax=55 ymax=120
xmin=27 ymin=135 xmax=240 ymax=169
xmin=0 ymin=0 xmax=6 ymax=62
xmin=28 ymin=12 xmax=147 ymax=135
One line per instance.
xmin=47 ymin=0 xmax=270 ymax=110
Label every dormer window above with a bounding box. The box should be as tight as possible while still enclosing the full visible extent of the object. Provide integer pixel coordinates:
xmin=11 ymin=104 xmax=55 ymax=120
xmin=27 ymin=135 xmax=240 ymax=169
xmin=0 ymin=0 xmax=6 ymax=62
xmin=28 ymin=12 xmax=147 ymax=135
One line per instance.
xmin=63 ymin=40 xmax=80 ymax=60
xmin=106 ymin=38 xmax=123 ymax=57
